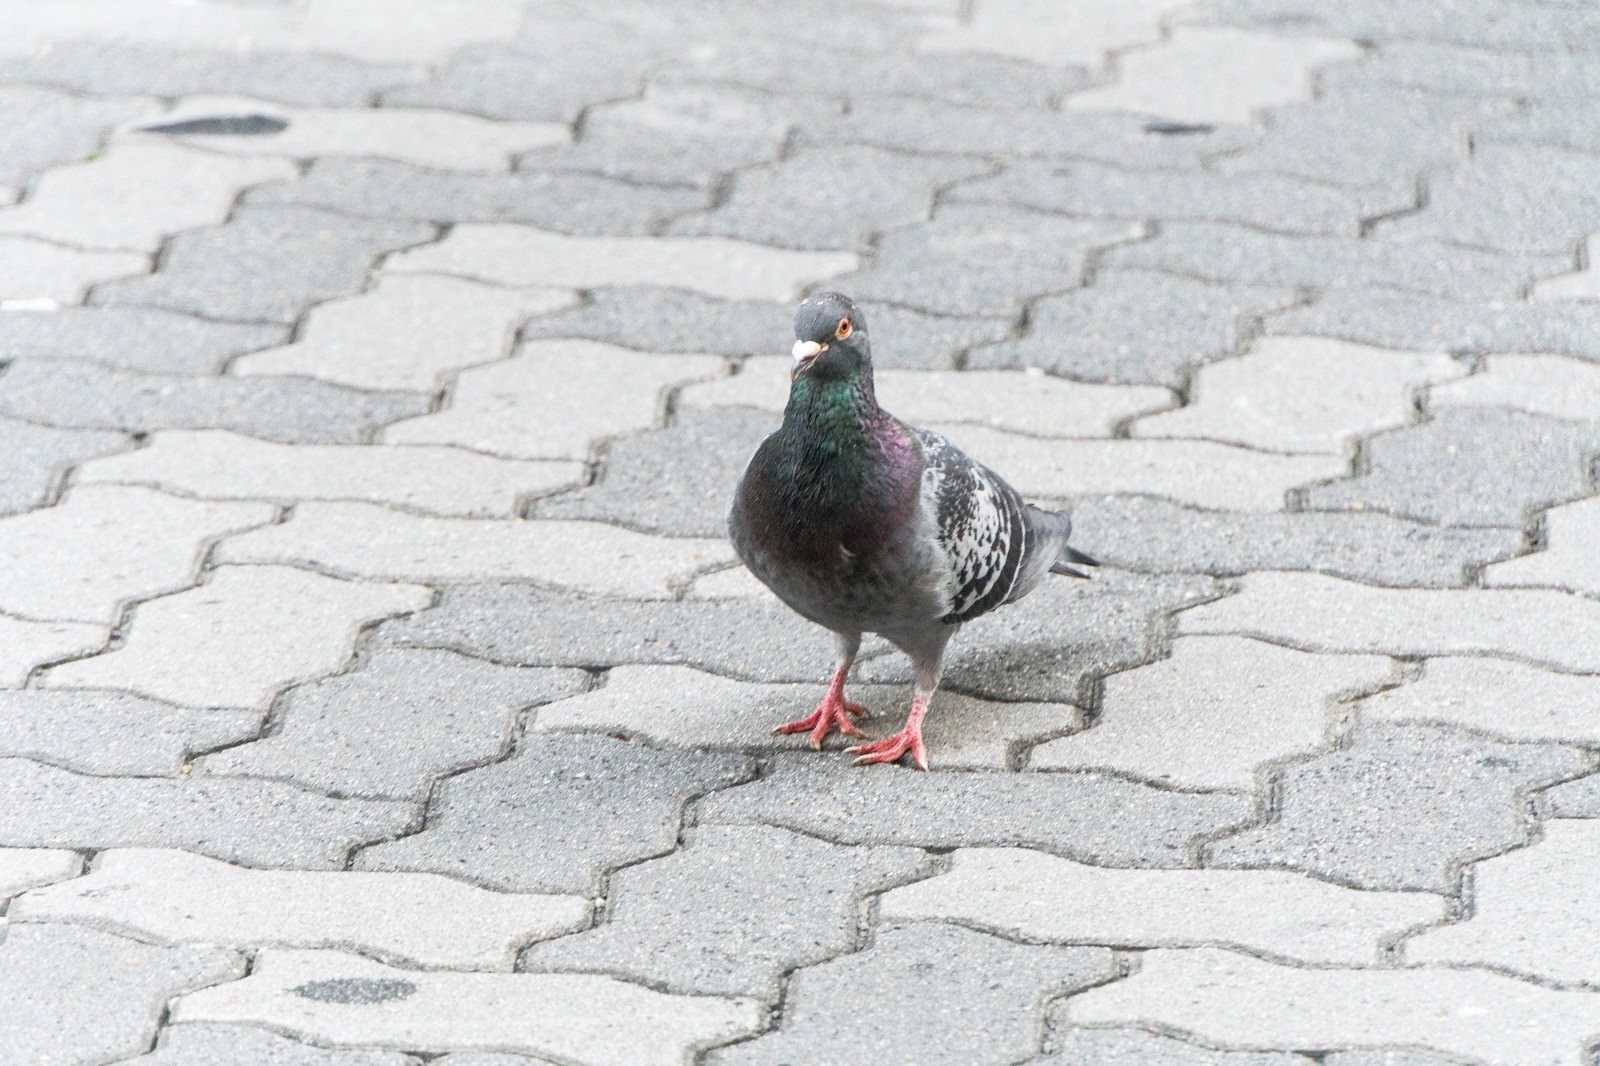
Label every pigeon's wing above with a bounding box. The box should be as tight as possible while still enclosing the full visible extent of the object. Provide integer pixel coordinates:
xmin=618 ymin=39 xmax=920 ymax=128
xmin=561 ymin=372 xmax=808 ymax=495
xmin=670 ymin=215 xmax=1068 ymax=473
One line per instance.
xmin=909 ymin=426 xmax=1038 ymax=625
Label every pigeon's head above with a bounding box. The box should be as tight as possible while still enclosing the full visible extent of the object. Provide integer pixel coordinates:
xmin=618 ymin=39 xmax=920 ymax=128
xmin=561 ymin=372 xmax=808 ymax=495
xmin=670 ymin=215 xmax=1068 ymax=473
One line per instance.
xmin=791 ymin=292 xmax=870 ymax=382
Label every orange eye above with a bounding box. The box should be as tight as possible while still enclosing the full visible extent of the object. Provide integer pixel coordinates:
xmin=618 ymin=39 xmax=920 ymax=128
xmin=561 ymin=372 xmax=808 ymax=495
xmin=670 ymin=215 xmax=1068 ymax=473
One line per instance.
xmin=836 ymin=317 xmax=853 ymax=340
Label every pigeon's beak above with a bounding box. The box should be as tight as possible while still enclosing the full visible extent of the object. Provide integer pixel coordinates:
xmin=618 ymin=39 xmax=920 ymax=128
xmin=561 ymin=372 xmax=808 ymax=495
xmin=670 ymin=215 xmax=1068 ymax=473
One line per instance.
xmin=791 ymin=339 xmax=825 ymax=379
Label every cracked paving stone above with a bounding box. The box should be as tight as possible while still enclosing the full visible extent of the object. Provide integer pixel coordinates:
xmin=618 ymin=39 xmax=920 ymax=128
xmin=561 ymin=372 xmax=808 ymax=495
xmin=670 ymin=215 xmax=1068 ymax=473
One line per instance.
xmin=523 ymin=824 xmax=927 ymax=998
xmin=0 ymin=923 xmax=242 ymax=1066
xmin=1303 ymin=408 xmax=1600 ymax=528
xmin=379 ymin=339 xmax=724 ymax=460
xmin=520 ymin=287 xmax=1008 ymax=368
xmin=1066 ymin=495 xmax=1522 ymax=586
xmin=0 ymin=234 xmax=149 ymax=304
xmin=1029 ymin=636 xmax=1395 ymax=791
xmin=0 ymin=305 xmax=287 ymax=375
xmin=245 ymin=158 xmax=704 ymax=235
xmin=705 ymin=923 xmax=1117 ymax=1066
xmin=198 ymin=647 xmax=587 ymax=801
xmin=0 ymin=848 xmax=82 ymax=901
xmin=1203 ymin=722 xmax=1590 ymax=892
xmin=0 ymin=757 xmax=415 ymax=866
xmin=170 ymin=946 xmax=763 ymax=1063
xmin=355 ymin=734 xmax=753 ymax=894
xmin=1484 ymin=496 xmax=1600 ymax=595
xmin=121 ymin=1023 xmax=421 ymax=1065
xmin=1403 ymin=819 xmax=1600 ymax=985
xmin=92 ymin=205 xmax=435 ymax=323
xmin=699 ymin=752 xmax=1250 ymax=865
xmin=0 ymin=359 xmax=430 ymax=444
xmin=1430 ymin=353 xmax=1600 ymax=425
xmin=0 ymin=416 xmax=131 ymax=516
xmin=968 ymin=270 xmax=1299 ymax=387
xmin=832 ymin=204 xmax=1140 ymax=317
xmin=0 ymin=688 xmax=258 ymax=776
xmin=0 ymin=615 xmax=106 ymax=688
xmin=951 ymin=161 xmax=1400 ymax=238
xmin=0 ymin=85 xmax=160 ymax=191
xmin=1031 ymin=1023 xmax=1316 ymax=1064
xmin=1062 ymin=946 xmax=1600 ymax=1066
xmin=533 ymin=664 xmax=1082 ymax=769
xmin=667 ymin=144 xmax=990 ymax=251
xmin=75 ymin=429 xmax=584 ymax=517
xmin=1358 ymin=656 xmax=1600 ymax=746
xmin=882 ymin=846 xmax=1443 ymax=966
xmin=41 ymin=565 xmax=431 ymax=709
xmin=14 ymin=847 xmax=590 ymax=971
xmin=1106 ymin=222 xmax=1560 ymax=302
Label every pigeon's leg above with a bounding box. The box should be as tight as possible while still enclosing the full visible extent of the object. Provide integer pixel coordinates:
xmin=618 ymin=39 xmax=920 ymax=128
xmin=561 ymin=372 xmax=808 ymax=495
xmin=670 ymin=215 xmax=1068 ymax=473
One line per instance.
xmin=773 ymin=631 xmax=868 ymax=748
xmin=848 ymin=635 xmax=948 ymax=771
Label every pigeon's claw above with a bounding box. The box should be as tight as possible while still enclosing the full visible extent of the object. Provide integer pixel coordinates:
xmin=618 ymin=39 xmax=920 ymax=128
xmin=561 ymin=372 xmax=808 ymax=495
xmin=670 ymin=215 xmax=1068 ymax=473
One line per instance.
xmin=774 ymin=669 xmax=869 ymax=748
xmin=846 ymin=695 xmax=930 ymax=770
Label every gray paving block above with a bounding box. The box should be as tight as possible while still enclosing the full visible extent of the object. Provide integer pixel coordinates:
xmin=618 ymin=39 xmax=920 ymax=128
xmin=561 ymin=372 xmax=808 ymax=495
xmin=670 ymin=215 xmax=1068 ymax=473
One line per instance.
xmin=125 ymin=1023 xmax=420 ymax=1065
xmin=0 ymin=41 xmax=424 ymax=105
xmin=1543 ymin=770 xmax=1600 ymax=819
xmin=1322 ymin=39 xmax=1600 ymax=101
xmin=1205 ymin=722 xmax=1591 ymax=892
xmin=0 ymin=360 xmax=429 ymax=444
xmin=523 ymin=824 xmax=928 ymax=998
xmin=1303 ymin=408 xmax=1600 ymax=528
xmin=1033 ymin=1025 xmax=1314 ymax=1064
xmin=1105 ymin=222 xmax=1560 ymax=302
xmin=1178 ymin=0 xmax=1600 ymax=49
xmin=951 ymin=160 xmax=1405 ymax=237
xmin=92 ymin=205 xmax=435 ymax=324
xmin=0 ymin=923 xmax=242 ymax=1066
xmin=0 ymin=306 xmax=286 ymax=375
xmin=0 ymin=689 xmax=258 ymax=776
xmin=200 ymin=648 xmax=588 ymax=801
xmin=1067 ymin=496 xmax=1525 ymax=587
xmin=704 ymin=923 xmax=1117 ymax=1066
xmin=1479 ymin=100 xmax=1600 ymax=154
xmin=967 ymin=270 xmax=1299 ymax=387
xmin=245 ymin=158 xmax=704 ymax=235
xmin=1320 ymin=1052 xmax=1465 ymax=1066
xmin=0 ymin=757 xmax=417 ymax=867
xmin=700 ymin=754 xmax=1251 ymax=865
xmin=520 ymin=287 xmax=1005 ymax=368
xmin=834 ymin=204 xmax=1136 ymax=317
xmin=533 ymin=407 xmax=773 ymax=536
xmin=0 ymin=86 xmax=156 ymax=189
xmin=432 ymin=1056 xmax=559 ymax=1066
xmin=667 ymin=145 xmax=990 ymax=251
xmin=0 ymin=416 xmax=131 ymax=516
xmin=355 ymin=734 xmax=753 ymax=893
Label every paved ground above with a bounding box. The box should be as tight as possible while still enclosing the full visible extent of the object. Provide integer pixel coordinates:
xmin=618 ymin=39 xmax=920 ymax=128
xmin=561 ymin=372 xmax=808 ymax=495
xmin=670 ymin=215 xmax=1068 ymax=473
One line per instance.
xmin=2 ymin=1 xmax=1600 ymax=1063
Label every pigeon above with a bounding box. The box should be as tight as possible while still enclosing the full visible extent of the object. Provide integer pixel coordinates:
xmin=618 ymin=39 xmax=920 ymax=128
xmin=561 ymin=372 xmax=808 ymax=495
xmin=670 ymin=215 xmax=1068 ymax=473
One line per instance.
xmin=729 ymin=292 xmax=1097 ymax=769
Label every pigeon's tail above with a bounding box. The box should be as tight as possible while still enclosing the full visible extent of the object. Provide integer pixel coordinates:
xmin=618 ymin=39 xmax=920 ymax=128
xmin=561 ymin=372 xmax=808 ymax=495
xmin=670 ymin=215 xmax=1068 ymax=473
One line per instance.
xmin=1024 ymin=504 xmax=1099 ymax=580
xmin=1050 ymin=544 xmax=1100 ymax=580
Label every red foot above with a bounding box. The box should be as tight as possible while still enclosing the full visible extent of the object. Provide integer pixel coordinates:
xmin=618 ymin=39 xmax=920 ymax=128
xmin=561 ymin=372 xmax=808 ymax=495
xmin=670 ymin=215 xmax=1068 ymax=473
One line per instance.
xmin=847 ymin=696 xmax=930 ymax=770
xmin=774 ymin=669 xmax=868 ymax=749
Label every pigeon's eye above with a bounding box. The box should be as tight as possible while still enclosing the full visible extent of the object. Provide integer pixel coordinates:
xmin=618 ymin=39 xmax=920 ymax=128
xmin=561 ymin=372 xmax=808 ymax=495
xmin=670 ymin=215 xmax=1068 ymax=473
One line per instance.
xmin=836 ymin=317 xmax=853 ymax=340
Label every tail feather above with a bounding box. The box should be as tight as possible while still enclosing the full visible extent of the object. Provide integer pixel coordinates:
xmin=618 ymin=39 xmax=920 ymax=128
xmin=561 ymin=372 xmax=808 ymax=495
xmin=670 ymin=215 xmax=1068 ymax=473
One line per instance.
xmin=1050 ymin=544 xmax=1100 ymax=580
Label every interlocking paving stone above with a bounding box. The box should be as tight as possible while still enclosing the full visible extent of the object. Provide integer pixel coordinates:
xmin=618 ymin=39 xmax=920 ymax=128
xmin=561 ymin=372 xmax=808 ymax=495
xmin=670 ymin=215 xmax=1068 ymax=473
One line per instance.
xmin=1357 ymin=657 xmax=1600 ymax=746
xmin=1 ymin=419 xmax=132 ymax=515
xmin=121 ymin=1023 xmax=420 ymax=1065
xmin=1429 ymin=353 xmax=1600 ymax=423
xmin=41 ymin=565 xmax=432 ymax=709
xmin=1066 ymin=495 xmax=1522 ymax=586
xmin=0 ymin=689 xmax=257 ymax=776
xmin=1303 ymin=408 xmax=1600 ymax=528
xmin=0 ymin=923 xmax=242 ymax=1066
xmin=388 ymin=224 xmax=855 ymax=301
xmin=1533 ymin=235 xmax=1600 ymax=300
xmin=882 ymin=846 xmax=1443 ymax=965
xmin=0 ymin=305 xmax=286 ymax=375
xmin=92 ymin=205 xmax=435 ymax=323
xmin=1131 ymin=337 xmax=1462 ymax=454
xmin=1544 ymin=772 xmax=1600 ymax=819
xmin=967 ymin=270 xmax=1300 ymax=387
xmin=1178 ymin=571 xmax=1600 ymax=673
xmin=432 ymin=1056 xmax=557 ymax=1066
xmin=0 ymin=757 xmax=415 ymax=866
xmin=1204 ymin=722 xmax=1590 ymax=892
xmin=916 ymin=0 xmax=1177 ymax=66
xmin=246 ymin=158 xmax=704 ymax=235
xmin=1484 ymin=496 xmax=1600 ymax=595
xmin=0 ymin=848 xmax=82 ymax=901
xmin=533 ymin=664 xmax=1082 ymax=768
xmin=379 ymin=339 xmax=724 ymax=459
xmin=668 ymin=145 xmax=990 ymax=251
xmin=700 ymin=753 xmax=1250 ymax=864
xmin=170 ymin=947 xmax=763 ymax=1063
xmin=705 ymin=923 xmax=1117 ymax=1066
xmin=0 ymin=142 xmax=294 ymax=252
xmin=0 ymin=85 xmax=160 ymax=191
xmin=0 ymin=235 xmax=149 ymax=304
xmin=1179 ymin=0 xmax=1600 ymax=49
xmin=0 ymin=616 xmax=106 ymax=687
xmin=217 ymin=503 xmax=734 ymax=597
xmin=198 ymin=647 xmax=586 ymax=800
xmin=1062 ymin=946 xmax=1600 ymax=1066
xmin=14 ymin=847 xmax=590 ymax=970
xmin=524 ymin=824 xmax=926 ymax=998
xmin=1030 ymin=636 xmax=1395 ymax=790
xmin=355 ymin=734 xmax=753 ymax=893
xmin=1106 ymin=222 xmax=1558 ymax=302
xmin=832 ymin=205 xmax=1138 ymax=317
xmin=1032 ymin=1025 xmax=1315 ymax=1064
xmin=1318 ymin=1053 xmax=1461 ymax=1066
xmin=231 ymin=274 xmax=574 ymax=392
xmin=75 ymin=430 xmax=585 ymax=517
xmin=1320 ymin=38 xmax=1600 ymax=100
xmin=1065 ymin=27 xmax=1361 ymax=125
xmin=1403 ymin=819 xmax=1600 ymax=984
xmin=952 ymin=161 xmax=1400 ymax=238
